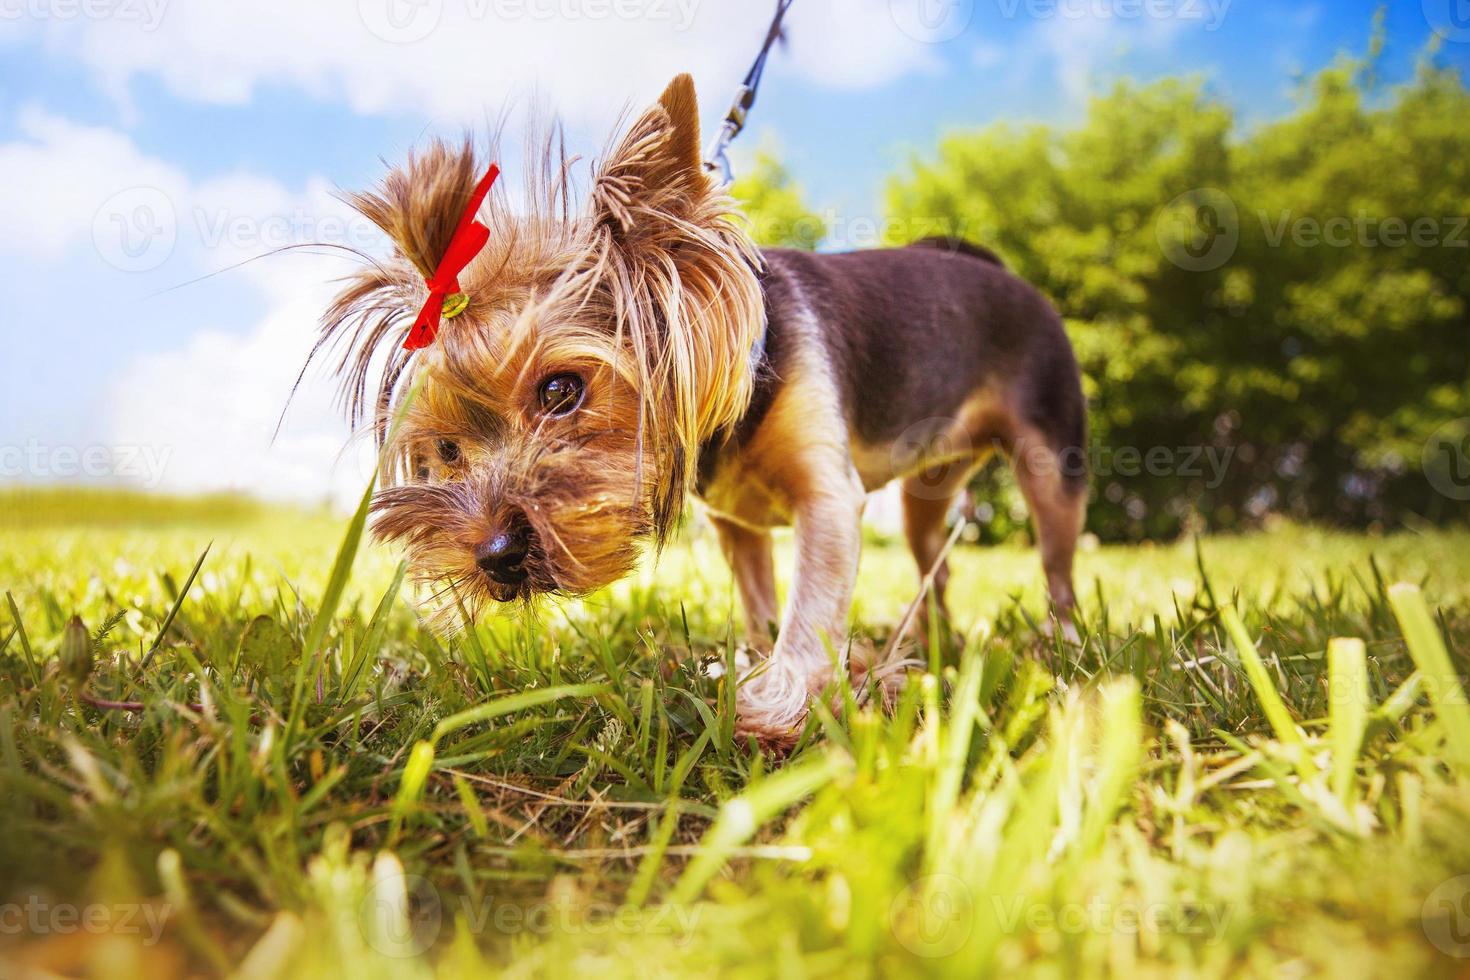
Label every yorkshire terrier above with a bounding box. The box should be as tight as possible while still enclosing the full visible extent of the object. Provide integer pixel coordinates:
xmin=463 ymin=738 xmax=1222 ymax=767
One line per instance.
xmin=314 ymin=74 xmax=1087 ymax=744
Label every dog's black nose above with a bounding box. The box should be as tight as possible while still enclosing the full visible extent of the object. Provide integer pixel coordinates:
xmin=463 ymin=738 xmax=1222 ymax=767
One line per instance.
xmin=476 ymin=519 xmax=531 ymax=585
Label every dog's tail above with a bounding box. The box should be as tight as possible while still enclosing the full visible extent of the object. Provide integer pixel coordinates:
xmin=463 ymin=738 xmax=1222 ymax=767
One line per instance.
xmin=906 ymin=235 xmax=1005 ymax=268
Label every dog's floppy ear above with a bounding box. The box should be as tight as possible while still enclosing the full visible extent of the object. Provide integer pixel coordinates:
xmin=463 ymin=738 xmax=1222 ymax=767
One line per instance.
xmin=590 ymin=73 xmax=708 ymax=235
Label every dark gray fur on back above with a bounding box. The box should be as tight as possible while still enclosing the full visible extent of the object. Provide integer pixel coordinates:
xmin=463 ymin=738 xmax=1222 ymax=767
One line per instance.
xmin=697 ymin=238 xmax=1087 ymax=494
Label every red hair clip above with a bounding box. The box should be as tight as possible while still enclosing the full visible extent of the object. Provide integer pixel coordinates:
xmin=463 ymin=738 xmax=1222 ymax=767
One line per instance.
xmin=402 ymin=162 xmax=501 ymax=351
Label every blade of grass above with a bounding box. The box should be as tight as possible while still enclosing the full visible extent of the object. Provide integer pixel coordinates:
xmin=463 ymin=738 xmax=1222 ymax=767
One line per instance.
xmin=1327 ymin=637 xmax=1369 ymax=805
xmin=389 ymin=740 xmax=436 ymax=843
xmin=1220 ymin=605 xmax=1311 ymax=779
xmin=5 ymin=592 xmax=38 ymax=687
xmin=285 ymin=480 xmax=372 ymax=741
xmin=925 ymin=643 xmax=985 ymax=871
xmin=1388 ymin=583 xmax=1470 ymax=769
xmin=627 ymin=802 xmax=681 ymax=907
xmin=671 ymin=750 xmax=848 ymax=903
xmin=452 ymin=774 xmax=490 ymax=839
xmin=341 ymin=561 xmax=407 ymax=704
xmin=431 ymin=683 xmax=608 ymax=744
xmin=139 ymin=543 xmax=211 ymax=671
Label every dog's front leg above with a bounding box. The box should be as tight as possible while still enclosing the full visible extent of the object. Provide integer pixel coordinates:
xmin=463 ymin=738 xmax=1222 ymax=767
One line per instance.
xmin=736 ymin=466 xmax=864 ymax=742
xmin=712 ymin=515 xmax=779 ymax=648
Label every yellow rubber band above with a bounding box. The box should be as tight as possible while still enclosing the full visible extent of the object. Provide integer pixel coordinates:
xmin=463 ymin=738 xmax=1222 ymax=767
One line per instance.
xmin=441 ymin=292 xmax=470 ymax=320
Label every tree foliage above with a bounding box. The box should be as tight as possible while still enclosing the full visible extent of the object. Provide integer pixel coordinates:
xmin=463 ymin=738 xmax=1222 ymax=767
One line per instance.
xmin=731 ymin=150 xmax=828 ymax=249
xmin=884 ymin=54 xmax=1470 ymax=539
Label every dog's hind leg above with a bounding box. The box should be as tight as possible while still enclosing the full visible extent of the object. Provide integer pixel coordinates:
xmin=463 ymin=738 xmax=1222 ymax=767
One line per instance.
xmin=1010 ymin=430 xmax=1087 ymax=634
xmin=900 ymin=462 xmax=980 ymax=635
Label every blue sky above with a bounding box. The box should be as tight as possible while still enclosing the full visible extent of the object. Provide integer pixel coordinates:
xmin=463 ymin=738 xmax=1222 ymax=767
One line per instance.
xmin=0 ymin=0 xmax=1465 ymax=501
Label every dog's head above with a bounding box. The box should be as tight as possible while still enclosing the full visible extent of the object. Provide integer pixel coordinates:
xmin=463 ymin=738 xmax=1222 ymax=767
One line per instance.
xmin=315 ymin=75 xmax=763 ymax=610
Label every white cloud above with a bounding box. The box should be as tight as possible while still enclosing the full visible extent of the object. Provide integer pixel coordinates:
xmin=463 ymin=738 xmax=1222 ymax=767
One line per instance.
xmin=7 ymin=0 xmax=939 ymax=130
xmin=104 ymin=285 xmax=377 ymax=506
xmin=0 ymin=108 xmax=376 ymax=504
xmin=0 ymin=108 xmax=184 ymax=258
xmin=0 ymin=107 xmax=378 ymax=285
xmin=1007 ymin=3 xmax=1202 ymax=109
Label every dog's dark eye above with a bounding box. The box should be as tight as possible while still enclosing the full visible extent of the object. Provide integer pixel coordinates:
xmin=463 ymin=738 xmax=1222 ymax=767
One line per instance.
xmin=436 ymin=439 xmax=460 ymax=463
xmin=537 ymin=373 xmax=585 ymax=416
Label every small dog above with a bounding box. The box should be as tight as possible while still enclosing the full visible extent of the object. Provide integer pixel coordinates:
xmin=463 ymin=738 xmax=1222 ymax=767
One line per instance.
xmin=315 ymin=74 xmax=1087 ymax=744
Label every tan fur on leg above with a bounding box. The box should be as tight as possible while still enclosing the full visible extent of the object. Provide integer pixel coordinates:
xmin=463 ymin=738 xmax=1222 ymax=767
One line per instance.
xmin=900 ymin=463 xmax=981 ymax=642
xmin=734 ymin=463 xmax=865 ymax=745
xmin=1011 ymin=431 xmax=1087 ymax=640
xmin=711 ymin=515 xmax=779 ymax=649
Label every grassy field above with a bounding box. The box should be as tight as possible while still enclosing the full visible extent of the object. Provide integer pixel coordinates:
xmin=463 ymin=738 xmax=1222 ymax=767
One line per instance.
xmin=2 ymin=487 xmax=1470 ymax=978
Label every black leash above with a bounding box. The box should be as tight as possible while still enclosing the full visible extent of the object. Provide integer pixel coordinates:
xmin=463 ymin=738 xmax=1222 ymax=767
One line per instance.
xmin=704 ymin=0 xmax=795 ymax=185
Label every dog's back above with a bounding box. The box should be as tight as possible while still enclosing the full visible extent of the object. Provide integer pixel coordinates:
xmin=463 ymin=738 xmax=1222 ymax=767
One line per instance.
xmin=752 ymin=240 xmax=1086 ymax=492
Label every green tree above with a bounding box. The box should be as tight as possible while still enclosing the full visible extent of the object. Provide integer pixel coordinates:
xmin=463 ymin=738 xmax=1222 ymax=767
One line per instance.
xmin=731 ymin=150 xmax=828 ymax=249
xmin=887 ymin=50 xmax=1470 ymax=539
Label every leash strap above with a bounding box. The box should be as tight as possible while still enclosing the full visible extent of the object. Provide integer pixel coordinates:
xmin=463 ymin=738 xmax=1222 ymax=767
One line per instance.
xmin=704 ymin=0 xmax=795 ymax=186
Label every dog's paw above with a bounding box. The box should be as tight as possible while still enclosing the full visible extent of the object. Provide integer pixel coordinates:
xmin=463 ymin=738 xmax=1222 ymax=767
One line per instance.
xmin=732 ymin=658 xmax=823 ymax=750
xmin=732 ymin=714 xmax=804 ymax=753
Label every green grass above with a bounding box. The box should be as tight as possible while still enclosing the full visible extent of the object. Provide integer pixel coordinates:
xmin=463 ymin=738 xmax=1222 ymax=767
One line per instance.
xmin=2 ymin=487 xmax=1470 ymax=977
